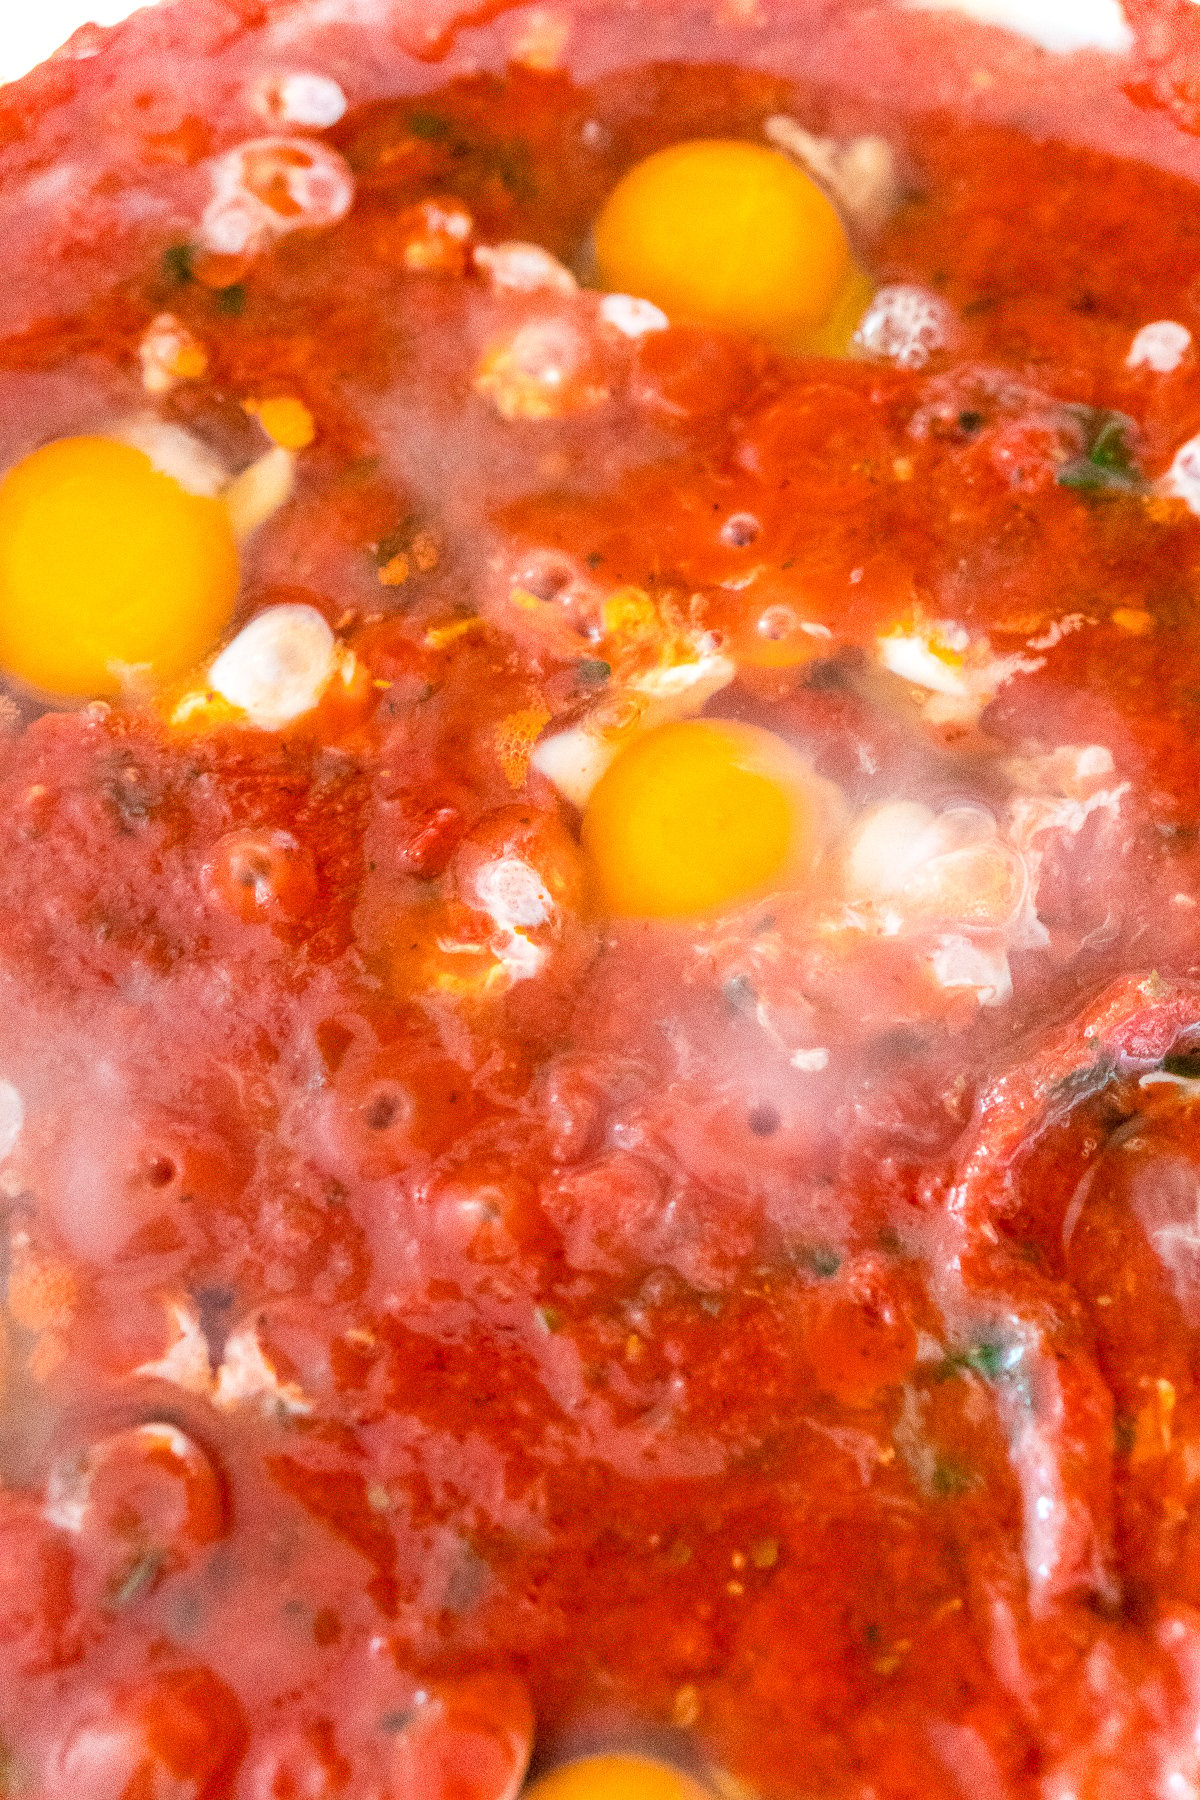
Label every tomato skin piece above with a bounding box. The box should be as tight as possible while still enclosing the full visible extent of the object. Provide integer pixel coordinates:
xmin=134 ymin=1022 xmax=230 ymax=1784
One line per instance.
xmin=239 ymin=1722 xmax=348 ymax=1800
xmin=204 ymin=828 xmax=319 ymax=926
xmin=52 ymin=1668 xmax=249 ymax=1800
xmin=734 ymin=383 xmax=894 ymax=513
xmin=949 ymin=974 xmax=1200 ymax=1254
xmin=383 ymin=1675 xmax=534 ymax=1800
xmin=237 ymin=1670 xmax=532 ymax=1800
xmin=46 ymin=1423 xmax=226 ymax=1615
xmin=803 ymin=1263 xmax=918 ymax=1408
xmin=0 ymin=1491 xmax=73 ymax=1673
xmin=630 ymin=324 xmax=760 ymax=421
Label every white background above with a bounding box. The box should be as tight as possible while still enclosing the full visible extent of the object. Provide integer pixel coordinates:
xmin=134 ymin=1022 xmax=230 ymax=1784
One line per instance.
xmin=0 ymin=0 xmax=1139 ymax=91
xmin=0 ymin=1 xmax=155 ymax=87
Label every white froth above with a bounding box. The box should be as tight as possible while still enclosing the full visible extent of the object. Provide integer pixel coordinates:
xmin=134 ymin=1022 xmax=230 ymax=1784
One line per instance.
xmin=1162 ymin=434 xmax=1200 ymax=514
xmin=0 ymin=1 xmax=164 ymax=87
xmin=599 ymin=294 xmax=670 ymax=338
xmin=902 ymin=0 xmax=1133 ymax=55
xmin=138 ymin=314 xmax=204 ymax=396
xmin=255 ymin=71 xmax=347 ymax=127
xmin=475 ymin=857 xmax=554 ymax=931
xmin=214 ymin=1319 xmax=312 ymax=1415
xmin=134 ymin=1298 xmax=214 ymax=1393
xmin=113 ymin=417 xmax=226 ymax=497
xmin=473 ymin=242 xmax=577 ymax=294
xmin=532 ymin=652 xmax=735 ymax=807
xmin=854 ymin=285 xmax=954 ymax=370
xmin=0 ymin=1081 xmax=24 ymax=1161
xmin=208 ymin=604 xmax=337 ymax=729
xmin=223 ymin=446 xmax=297 ymax=542
xmin=1127 ymin=321 xmax=1192 ymax=373
xmin=930 ymin=934 xmax=1013 ymax=1006
xmin=201 ymin=137 xmax=355 ymax=256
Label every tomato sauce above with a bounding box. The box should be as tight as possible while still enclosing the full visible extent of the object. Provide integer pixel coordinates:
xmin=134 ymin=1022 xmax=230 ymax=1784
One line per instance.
xmin=6 ymin=1 xmax=1200 ymax=1795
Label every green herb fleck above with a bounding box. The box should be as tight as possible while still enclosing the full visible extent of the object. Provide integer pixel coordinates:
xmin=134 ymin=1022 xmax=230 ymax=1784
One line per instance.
xmin=217 ymin=284 xmax=247 ymax=317
xmin=1058 ymin=409 xmax=1144 ymax=495
xmin=932 ymin=1458 xmax=974 ymax=1497
xmin=1115 ymin=1412 xmax=1137 ymax=1457
xmin=112 ymin=1549 xmax=164 ymax=1609
xmin=1089 ymin=413 xmax=1136 ymax=472
xmin=939 ymin=1336 xmax=1031 ymax=1406
xmin=964 ymin=1340 xmax=1008 ymax=1380
xmin=380 ymin=1708 xmax=416 ymax=1734
xmin=162 ymin=241 xmax=196 ymax=284
xmin=576 ymin=658 xmax=611 ymax=686
xmin=800 ymin=1245 xmax=842 ymax=1279
xmin=723 ymin=973 xmax=757 ymax=1016
xmin=1047 ymin=1053 xmax=1117 ymax=1108
xmin=536 ymin=1305 xmax=562 ymax=1334
xmin=1056 ymin=460 xmax=1128 ymax=493
xmin=408 ymin=110 xmax=452 ymax=141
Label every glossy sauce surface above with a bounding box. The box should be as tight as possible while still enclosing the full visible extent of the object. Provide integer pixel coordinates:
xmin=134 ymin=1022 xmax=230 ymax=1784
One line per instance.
xmin=5 ymin=2 xmax=1200 ymax=1796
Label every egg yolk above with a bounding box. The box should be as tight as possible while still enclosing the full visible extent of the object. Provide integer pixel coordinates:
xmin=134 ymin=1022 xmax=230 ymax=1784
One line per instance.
xmin=0 ymin=436 xmax=240 ymax=698
xmin=525 ymin=1755 xmax=709 ymax=1800
xmin=582 ymin=718 xmax=818 ymax=919
xmin=594 ymin=140 xmax=856 ymax=351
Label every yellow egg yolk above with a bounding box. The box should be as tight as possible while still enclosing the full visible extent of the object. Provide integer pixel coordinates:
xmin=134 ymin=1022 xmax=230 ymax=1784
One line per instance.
xmin=594 ymin=139 xmax=857 ymax=351
xmin=0 ymin=436 xmax=240 ymax=699
xmin=525 ymin=1755 xmax=709 ymax=1800
xmin=582 ymin=717 xmax=818 ymax=919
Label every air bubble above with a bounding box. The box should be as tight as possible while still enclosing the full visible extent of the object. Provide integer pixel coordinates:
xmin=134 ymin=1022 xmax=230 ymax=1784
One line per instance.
xmin=721 ymin=512 xmax=761 ymax=548
xmin=854 ymin=285 xmax=954 ymax=370
xmin=364 ymin=1089 xmax=406 ymax=1132
xmin=254 ymin=72 xmax=348 ymax=129
xmin=201 ymin=138 xmax=355 ymax=258
xmin=757 ymin=604 xmax=801 ymax=643
xmin=513 ymin=552 xmax=575 ymax=604
xmin=748 ymin=1103 xmax=781 ymax=1137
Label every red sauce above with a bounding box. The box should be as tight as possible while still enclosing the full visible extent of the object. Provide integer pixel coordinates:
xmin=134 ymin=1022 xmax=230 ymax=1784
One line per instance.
xmin=6 ymin=2 xmax=1200 ymax=1795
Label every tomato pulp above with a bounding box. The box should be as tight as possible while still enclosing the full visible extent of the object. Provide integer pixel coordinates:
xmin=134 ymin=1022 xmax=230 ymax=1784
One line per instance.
xmin=3 ymin=2 xmax=1200 ymax=1796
